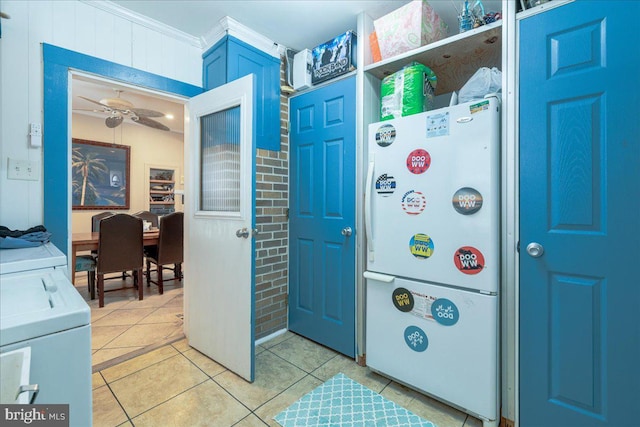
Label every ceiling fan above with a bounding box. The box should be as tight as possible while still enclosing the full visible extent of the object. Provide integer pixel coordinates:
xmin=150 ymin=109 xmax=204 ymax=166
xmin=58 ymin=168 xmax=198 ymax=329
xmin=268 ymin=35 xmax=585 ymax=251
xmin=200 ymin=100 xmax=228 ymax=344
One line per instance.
xmin=76 ymin=89 xmax=170 ymax=131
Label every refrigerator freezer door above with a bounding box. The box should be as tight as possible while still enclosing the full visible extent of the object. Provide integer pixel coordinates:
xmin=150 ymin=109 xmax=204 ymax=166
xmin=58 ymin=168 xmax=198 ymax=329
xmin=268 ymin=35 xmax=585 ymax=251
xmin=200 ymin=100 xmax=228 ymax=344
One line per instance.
xmin=366 ymin=98 xmax=500 ymax=293
xmin=366 ymin=275 xmax=498 ymax=421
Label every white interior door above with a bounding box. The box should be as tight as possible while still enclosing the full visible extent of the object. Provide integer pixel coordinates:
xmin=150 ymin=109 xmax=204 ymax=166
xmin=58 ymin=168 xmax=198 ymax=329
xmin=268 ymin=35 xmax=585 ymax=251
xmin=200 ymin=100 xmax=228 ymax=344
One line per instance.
xmin=184 ymin=75 xmax=255 ymax=382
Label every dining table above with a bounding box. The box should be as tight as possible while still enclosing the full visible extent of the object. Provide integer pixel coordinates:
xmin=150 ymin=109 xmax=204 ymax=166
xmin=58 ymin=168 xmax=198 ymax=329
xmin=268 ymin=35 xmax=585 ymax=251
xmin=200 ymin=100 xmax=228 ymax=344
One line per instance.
xmin=70 ymin=229 xmax=159 ymax=284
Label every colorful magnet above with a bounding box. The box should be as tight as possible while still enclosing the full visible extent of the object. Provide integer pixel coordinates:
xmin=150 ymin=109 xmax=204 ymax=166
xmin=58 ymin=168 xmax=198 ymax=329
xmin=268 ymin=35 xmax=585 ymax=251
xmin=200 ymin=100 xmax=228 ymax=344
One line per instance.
xmin=392 ymin=287 xmax=414 ymax=312
xmin=406 ymin=149 xmax=431 ymax=174
xmin=404 ymin=326 xmax=428 ymax=352
xmin=469 ymin=100 xmax=490 ymax=114
xmin=409 ymin=234 xmax=434 ymax=259
xmin=375 ymin=124 xmax=397 ymax=147
xmin=452 ymin=187 xmax=483 ymax=215
xmin=375 ymin=174 xmax=396 ymax=196
xmin=454 ymin=246 xmax=485 ymax=275
xmin=401 ymin=190 xmax=427 ymax=215
xmin=431 ymin=298 xmax=460 ymax=326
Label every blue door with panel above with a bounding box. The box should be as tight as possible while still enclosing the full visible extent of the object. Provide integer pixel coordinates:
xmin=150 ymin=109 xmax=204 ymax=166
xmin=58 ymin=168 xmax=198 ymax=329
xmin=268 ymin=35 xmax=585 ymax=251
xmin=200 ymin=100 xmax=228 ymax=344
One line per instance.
xmin=289 ymin=76 xmax=356 ymax=357
xmin=519 ymin=2 xmax=640 ymax=426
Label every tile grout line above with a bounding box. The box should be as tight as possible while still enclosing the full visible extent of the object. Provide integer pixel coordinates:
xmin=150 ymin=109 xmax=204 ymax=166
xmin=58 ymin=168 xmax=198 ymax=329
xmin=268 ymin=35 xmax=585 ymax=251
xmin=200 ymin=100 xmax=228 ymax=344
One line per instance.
xmin=99 ymin=371 xmax=135 ymax=427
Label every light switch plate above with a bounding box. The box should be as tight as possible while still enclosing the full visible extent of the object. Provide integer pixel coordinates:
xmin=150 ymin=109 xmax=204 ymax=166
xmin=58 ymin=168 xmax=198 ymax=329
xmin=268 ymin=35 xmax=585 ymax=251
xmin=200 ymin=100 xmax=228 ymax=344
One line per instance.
xmin=7 ymin=158 xmax=39 ymax=181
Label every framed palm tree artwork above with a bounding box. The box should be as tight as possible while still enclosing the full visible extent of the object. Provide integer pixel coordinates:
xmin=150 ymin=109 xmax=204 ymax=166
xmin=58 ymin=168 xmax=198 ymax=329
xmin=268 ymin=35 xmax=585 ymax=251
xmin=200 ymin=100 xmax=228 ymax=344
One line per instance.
xmin=72 ymin=138 xmax=130 ymax=210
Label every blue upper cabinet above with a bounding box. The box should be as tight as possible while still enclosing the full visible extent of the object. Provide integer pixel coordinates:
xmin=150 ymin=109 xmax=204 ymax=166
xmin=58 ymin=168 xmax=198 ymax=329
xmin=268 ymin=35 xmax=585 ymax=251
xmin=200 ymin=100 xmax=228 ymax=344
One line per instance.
xmin=203 ymin=35 xmax=281 ymax=151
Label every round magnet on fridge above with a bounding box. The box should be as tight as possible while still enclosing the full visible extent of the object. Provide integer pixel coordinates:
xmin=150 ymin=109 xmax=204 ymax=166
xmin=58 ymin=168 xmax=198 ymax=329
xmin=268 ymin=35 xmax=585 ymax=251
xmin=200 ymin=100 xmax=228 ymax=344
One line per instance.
xmin=401 ymin=190 xmax=426 ymax=215
xmin=375 ymin=124 xmax=396 ymax=147
xmin=453 ymin=246 xmax=485 ymax=274
xmin=392 ymin=287 xmax=414 ymax=312
xmin=452 ymin=187 xmax=483 ymax=215
xmin=375 ymin=174 xmax=396 ymax=196
xmin=404 ymin=326 xmax=428 ymax=352
xmin=431 ymin=298 xmax=460 ymax=326
xmin=406 ymin=149 xmax=431 ymax=174
xmin=409 ymin=233 xmax=434 ymax=259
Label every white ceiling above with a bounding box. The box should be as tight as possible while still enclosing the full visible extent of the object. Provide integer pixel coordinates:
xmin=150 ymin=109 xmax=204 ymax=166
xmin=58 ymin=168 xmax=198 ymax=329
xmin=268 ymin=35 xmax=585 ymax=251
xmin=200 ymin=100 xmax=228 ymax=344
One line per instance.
xmin=72 ymin=75 xmax=186 ymax=133
xmin=110 ymin=0 xmax=416 ymax=51
xmin=73 ymin=0 xmax=504 ymax=134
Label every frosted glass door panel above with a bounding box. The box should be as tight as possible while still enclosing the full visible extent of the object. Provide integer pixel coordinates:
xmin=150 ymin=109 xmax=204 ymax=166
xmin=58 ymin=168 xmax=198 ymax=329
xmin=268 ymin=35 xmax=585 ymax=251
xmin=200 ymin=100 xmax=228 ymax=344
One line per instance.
xmin=200 ymin=106 xmax=241 ymax=212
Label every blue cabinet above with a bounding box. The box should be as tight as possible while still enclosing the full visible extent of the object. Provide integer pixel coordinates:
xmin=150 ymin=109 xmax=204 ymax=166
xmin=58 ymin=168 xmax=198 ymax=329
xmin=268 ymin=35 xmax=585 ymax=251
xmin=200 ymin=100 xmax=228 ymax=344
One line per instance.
xmin=203 ymin=36 xmax=281 ymax=151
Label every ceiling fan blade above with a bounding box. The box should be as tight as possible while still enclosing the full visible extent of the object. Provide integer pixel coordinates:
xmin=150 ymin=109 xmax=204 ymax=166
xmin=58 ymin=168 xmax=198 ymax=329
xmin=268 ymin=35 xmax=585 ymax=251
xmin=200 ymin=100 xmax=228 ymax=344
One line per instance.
xmin=130 ymin=108 xmax=165 ymax=118
xmin=101 ymin=98 xmax=134 ymax=110
xmin=132 ymin=116 xmax=170 ymax=131
xmin=105 ymin=116 xmax=124 ymax=128
xmin=78 ymin=96 xmax=111 ymax=109
xmin=73 ymin=108 xmax=103 ymax=113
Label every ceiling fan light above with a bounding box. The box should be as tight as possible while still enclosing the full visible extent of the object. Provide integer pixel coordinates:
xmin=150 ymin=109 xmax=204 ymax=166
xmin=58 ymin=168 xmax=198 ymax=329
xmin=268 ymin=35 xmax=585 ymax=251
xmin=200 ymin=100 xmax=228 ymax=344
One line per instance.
xmin=105 ymin=116 xmax=124 ymax=128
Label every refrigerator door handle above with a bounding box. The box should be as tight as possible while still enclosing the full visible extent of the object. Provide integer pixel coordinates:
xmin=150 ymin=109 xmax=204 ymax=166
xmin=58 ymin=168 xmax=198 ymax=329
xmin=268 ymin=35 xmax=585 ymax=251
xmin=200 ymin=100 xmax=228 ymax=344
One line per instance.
xmin=363 ymin=271 xmax=395 ymax=283
xmin=365 ymin=158 xmax=375 ymax=261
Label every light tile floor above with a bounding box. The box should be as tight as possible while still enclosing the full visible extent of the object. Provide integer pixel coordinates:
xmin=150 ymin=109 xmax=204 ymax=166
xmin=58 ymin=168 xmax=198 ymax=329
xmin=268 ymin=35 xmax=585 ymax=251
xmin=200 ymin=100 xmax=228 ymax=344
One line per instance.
xmin=76 ymin=273 xmax=483 ymax=427
xmin=73 ymin=270 xmax=185 ymax=369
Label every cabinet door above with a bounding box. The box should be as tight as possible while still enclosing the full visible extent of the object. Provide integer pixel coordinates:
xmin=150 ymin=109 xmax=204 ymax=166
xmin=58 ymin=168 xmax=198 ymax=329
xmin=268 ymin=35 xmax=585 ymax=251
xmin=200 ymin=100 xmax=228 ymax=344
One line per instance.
xmin=227 ymin=37 xmax=281 ymax=152
xmin=202 ymin=38 xmax=227 ymax=90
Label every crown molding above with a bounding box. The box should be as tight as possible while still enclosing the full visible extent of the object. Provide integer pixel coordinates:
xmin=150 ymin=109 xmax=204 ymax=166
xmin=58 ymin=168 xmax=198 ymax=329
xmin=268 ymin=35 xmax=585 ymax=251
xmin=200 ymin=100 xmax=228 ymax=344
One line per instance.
xmin=81 ymin=0 xmax=202 ymax=49
xmin=202 ymin=16 xmax=281 ymax=58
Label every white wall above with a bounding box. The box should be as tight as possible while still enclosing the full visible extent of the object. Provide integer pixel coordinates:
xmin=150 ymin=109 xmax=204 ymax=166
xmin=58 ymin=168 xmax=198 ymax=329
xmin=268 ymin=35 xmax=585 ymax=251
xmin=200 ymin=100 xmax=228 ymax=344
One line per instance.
xmin=0 ymin=0 xmax=200 ymax=230
xmin=71 ymin=113 xmax=184 ymax=234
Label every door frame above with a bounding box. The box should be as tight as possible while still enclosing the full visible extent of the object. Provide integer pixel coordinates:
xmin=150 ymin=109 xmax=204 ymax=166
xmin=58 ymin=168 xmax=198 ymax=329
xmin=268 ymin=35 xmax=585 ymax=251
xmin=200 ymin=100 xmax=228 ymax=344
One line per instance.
xmin=43 ymin=43 xmax=202 ymax=259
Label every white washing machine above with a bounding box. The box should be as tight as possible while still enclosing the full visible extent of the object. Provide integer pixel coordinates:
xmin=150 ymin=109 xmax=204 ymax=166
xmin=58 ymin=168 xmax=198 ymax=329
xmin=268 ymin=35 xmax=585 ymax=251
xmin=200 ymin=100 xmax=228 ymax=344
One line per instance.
xmin=0 ymin=243 xmax=92 ymax=427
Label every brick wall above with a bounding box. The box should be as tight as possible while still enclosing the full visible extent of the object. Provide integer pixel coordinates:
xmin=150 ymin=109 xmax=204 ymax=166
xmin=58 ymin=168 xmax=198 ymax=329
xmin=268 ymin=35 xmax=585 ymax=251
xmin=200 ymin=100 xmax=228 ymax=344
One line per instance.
xmin=254 ymin=57 xmax=290 ymax=338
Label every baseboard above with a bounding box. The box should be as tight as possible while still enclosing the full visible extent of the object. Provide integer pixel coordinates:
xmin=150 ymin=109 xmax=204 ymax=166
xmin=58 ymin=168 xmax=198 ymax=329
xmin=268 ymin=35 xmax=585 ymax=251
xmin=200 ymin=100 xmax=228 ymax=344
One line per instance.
xmin=255 ymin=328 xmax=287 ymax=346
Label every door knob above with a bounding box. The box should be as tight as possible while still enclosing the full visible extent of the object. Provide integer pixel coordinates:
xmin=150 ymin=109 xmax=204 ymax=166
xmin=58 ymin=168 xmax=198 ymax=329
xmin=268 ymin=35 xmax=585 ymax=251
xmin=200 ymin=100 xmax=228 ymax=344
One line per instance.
xmin=236 ymin=228 xmax=249 ymax=239
xmin=526 ymin=242 xmax=544 ymax=257
xmin=341 ymin=227 xmax=353 ymax=237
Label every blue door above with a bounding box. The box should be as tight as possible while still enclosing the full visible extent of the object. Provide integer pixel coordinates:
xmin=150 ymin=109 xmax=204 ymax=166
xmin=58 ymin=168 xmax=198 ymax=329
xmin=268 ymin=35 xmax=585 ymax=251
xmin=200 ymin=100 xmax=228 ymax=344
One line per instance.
xmin=289 ymin=76 xmax=356 ymax=357
xmin=519 ymin=2 xmax=640 ymax=426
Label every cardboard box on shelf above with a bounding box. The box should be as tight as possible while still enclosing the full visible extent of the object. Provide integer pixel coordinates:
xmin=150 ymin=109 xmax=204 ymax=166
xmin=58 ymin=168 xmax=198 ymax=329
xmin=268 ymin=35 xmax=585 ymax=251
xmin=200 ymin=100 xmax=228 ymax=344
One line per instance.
xmin=369 ymin=31 xmax=382 ymax=63
xmin=311 ymin=30 xmax=357 ymax=85
xmin=374 ymin=0 xmax=448 ymax=60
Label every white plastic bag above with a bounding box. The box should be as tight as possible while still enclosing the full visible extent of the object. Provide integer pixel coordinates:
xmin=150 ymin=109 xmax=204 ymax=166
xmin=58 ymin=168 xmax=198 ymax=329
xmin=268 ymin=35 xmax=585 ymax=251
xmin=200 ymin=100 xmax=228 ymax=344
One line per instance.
xmin=458 ymin=67 xmax=502 ymax=103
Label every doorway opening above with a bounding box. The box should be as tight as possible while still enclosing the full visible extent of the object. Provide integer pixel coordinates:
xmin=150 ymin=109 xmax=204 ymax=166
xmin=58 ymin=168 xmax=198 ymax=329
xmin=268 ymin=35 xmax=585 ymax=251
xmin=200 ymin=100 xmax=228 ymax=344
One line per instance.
xmin=70 ymin=71 xmax=189 ymax=369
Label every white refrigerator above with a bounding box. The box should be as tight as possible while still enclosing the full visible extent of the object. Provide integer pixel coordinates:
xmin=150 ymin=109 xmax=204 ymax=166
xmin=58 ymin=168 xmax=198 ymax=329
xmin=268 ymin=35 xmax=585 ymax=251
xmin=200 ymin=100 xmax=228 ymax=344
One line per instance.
xmin=364 ymin=97 xmax=500 ymax=425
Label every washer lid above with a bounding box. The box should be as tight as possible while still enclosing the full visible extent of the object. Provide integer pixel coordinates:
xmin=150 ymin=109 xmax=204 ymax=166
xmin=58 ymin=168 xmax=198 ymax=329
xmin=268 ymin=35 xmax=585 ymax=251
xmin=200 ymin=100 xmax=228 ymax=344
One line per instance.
xmin=0 ymin=269 xmax=90 ymax=346
xmin=0 ymin=243 xmax=66 ymax=275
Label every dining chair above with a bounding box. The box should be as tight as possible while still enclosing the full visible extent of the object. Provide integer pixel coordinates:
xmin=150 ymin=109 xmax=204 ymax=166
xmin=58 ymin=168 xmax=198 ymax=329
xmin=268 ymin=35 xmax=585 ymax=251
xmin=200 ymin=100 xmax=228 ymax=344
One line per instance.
xmin=133 ymin=210 xmax=159 ymax=229
xmin=92 ymin=211 xmax=131 ymax=281
xmin=75 ymin=254 xmax=96 ymax=300
xmin=133 ymin=210 xmax=160 ymax=256
xmin=96 ymin=213 xmax=144 ymax=307
xmin=91 ymin=211 xmax=114 ymax=233
xmin=145 ymin=212 xmax=183 ymax=294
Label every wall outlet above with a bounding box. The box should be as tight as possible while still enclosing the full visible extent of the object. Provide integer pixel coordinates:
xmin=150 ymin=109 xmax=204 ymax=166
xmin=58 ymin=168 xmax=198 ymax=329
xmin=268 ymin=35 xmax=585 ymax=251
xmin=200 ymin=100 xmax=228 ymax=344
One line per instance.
xmin=7 ymin=158 xmax=39 ymax=181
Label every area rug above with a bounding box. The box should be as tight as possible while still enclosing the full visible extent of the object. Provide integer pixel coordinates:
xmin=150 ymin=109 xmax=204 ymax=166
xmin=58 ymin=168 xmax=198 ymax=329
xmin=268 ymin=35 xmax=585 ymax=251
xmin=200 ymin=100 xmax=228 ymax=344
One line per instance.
xmin=274 ymin=373 xmax=436 ymax=427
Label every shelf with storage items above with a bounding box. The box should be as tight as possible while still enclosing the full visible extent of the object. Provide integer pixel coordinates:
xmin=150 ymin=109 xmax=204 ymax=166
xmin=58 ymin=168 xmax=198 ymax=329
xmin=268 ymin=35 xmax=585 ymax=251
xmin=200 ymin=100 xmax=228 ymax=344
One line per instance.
xmin=358 ymin=4 xmax=503 ymax=126
xmin=364 ymin=20 xmax=502 ymax=96
xmin=149 ymin=168 xmax=175 ymax=215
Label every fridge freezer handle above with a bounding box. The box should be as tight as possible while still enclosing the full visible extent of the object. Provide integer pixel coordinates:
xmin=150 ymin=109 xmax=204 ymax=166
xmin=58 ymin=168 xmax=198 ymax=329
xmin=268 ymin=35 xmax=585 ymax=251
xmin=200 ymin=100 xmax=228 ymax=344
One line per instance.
xmin=363 ymin=271 xmax=395 ymax=283
xmin=364 ymin=158 xmax=375 ymax=262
